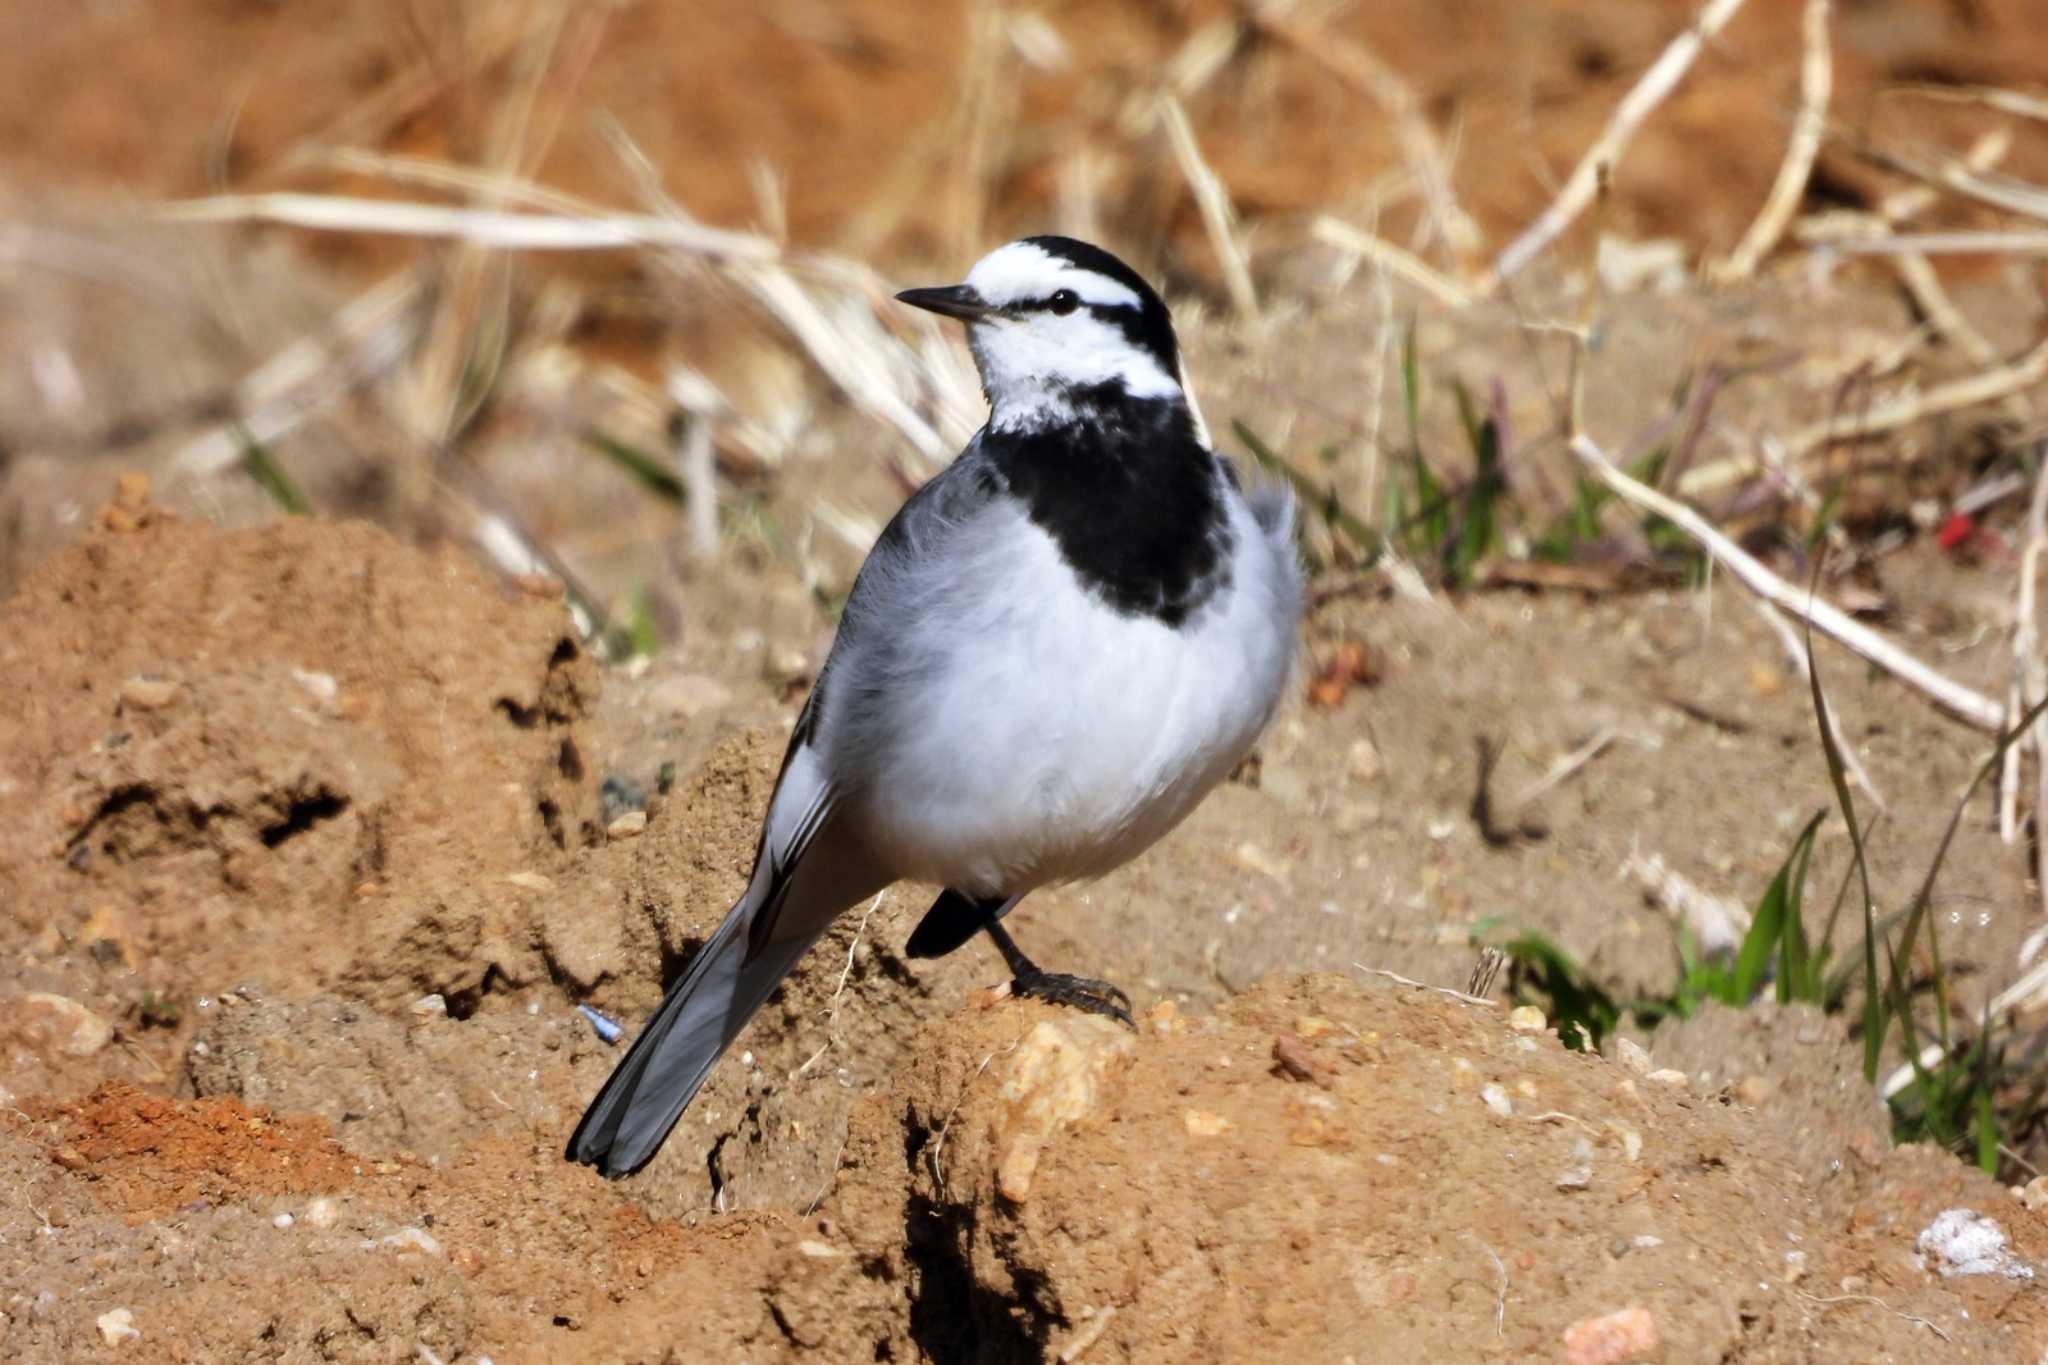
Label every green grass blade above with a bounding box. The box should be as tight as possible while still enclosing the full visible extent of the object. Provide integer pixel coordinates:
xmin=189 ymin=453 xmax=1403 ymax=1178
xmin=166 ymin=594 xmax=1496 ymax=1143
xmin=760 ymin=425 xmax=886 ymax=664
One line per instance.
xmin=1800 ymin=598 xmax=1885 ymax=1078
xmin=1400 ymin=316 xmax=1421 ymax=452
xmin=234 ymin=424 xmax=310 ymax=516
xmin=585 ymin=428 xmax=687 ymax=504
xmin=1235 ymin=422 xmax=1384 ymax=563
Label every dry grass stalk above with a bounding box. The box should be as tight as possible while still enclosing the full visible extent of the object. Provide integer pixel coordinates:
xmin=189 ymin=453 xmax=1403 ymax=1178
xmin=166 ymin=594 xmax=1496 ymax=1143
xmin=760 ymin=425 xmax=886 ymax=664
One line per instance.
xmin=666 ymin=367 xmax=726 ymax=562
xmin=1889 ymin=250 xmax=2000 ymax=366
xmin=1886 ymin=84 xmax=2048 ymax=126
xmin=170 ymin=272 xmax=423 ymax=478
xmin=1823 ymin=230 xmax=2048 ymax=257
xmin=1484 ymin=0 xmax=1753 ymax=292
xmin=1311 ymin=215 xmax=1473 ymax=309
xmin=270 ymin=3 xmax=533 ymax=180
xmin=1571 ymin=432 xmax=2006 ymax=729
xmin=2003 ymin=465 xmax=2048 ymax=852
xmin=943 ymin=0 xmax=1010 ymax=265
xmin=1710 ymin=0 xmax=1831 ymax=282
xmin=1858 ymin=141 xmax=2048 ymax=225
xmin=1256 ymin=9 xmax=1481 ymax=269
xmin=1677 ymin=339 xmax=2048 ymax=498
xmin=158 ymin=193 xmax=782 ymax=258
xmin=1158 ymin=95 xmax=1261 ymax=329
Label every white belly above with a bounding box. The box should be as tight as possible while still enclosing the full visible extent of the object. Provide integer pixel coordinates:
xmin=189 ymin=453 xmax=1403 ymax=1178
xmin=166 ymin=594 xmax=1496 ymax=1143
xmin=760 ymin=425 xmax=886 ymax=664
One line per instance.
xmin=844 ymin=496 xmax=1294 ymax=895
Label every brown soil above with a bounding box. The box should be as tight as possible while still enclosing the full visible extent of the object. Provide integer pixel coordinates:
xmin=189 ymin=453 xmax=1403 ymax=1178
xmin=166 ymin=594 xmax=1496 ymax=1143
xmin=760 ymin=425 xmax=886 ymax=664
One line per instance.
xmin=0 ymin=508 xmax=2044 ymax=1360
xmin=6 ymin=975 xmax=2048 ymax=1360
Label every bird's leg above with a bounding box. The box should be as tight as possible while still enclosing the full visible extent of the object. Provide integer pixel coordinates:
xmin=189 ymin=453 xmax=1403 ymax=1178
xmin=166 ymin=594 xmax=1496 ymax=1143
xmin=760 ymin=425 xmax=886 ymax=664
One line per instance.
xmin=980 ymin=919 xmax=1133 ymax=1027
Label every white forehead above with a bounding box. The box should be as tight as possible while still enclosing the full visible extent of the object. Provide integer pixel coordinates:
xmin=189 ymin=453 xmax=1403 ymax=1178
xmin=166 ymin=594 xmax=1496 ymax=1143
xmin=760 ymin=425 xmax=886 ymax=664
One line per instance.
xmin=964 ymin=240 xmax=1142 ymax=309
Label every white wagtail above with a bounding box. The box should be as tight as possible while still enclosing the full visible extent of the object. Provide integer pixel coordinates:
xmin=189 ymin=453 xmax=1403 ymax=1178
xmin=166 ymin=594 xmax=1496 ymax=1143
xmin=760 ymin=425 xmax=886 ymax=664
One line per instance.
xmin=568 ymin=235 xmax=1301 ymax=1177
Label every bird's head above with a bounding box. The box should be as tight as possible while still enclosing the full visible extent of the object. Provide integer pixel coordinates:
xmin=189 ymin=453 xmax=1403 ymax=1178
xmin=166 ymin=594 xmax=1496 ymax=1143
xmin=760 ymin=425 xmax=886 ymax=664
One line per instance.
xmin=897 ymin=236 xmax=1184 ymax=432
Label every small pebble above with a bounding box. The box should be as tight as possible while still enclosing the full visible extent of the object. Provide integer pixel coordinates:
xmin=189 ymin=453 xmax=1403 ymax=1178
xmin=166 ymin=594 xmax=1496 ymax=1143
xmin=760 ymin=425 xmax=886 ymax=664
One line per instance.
xmin=1645 ymin=1068 xmax=1688 ymax=1089
xmin=119 ymin=677 xmax=179 ymax=710
xmin=22 ymin=993 xmax=113 ymax=1058
xmin=410 ymin=994 xmax=447 ymax=1019
xmin=607 ymin=810 xmax=649 ymax=839
xmin=1562 ymin=1306 xmax=1659 ymax=1365
xmin=1480 ymin=1083 xmax=1513 ymax=1117
xmin=1184 ymin=1110 xmax=1232 ymax=1138
xmin=272 ymin=1212 xmax=294 ymax=1230
xmin=1508 ymin=1005 xmax=1548 ymax=1033
xmin=305 ymin=1197 xmax=339 ymax=1229
xmin=96 ymin=1308 xmax=139 ymax=1346
xmin=1614 ymin=1038 xmax=1653 ymax=1076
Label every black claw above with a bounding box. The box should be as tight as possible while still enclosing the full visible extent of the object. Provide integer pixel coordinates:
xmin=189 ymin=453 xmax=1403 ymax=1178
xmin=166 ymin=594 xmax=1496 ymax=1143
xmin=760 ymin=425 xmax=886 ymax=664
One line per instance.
xmin=1011 ymin=969 xmax=1135 ymax=1027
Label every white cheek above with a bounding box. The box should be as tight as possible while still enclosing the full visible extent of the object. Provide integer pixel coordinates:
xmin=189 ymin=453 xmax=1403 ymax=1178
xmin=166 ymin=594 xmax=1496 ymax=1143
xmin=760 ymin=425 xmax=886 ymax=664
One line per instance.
xmin=973 ymin=315 xmax=1178 ymax=410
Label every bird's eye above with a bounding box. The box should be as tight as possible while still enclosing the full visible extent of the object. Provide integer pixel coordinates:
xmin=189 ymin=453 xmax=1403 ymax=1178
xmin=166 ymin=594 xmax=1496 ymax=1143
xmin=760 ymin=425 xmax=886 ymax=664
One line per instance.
xmin=1046 ymin=289 xmax=1080 ymax=316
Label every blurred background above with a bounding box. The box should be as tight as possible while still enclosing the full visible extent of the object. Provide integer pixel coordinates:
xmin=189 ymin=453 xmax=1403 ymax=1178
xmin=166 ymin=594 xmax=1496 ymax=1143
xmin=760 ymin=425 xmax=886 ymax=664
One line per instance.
xmin=5 ymin=0 xmax=2048 ymax=609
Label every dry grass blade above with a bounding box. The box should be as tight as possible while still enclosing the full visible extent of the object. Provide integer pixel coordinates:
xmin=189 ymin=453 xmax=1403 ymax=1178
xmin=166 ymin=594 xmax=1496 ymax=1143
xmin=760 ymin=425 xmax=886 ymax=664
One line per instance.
xmin=1484 ymin=0 xmax=1752 ymax=292
xmin=2005 ymin=464 xmax=2048 ymax=859
xmin=1822 ymin=230 xmax=2048 ymax=256
xmin=1311 ymin=216 xmax=1473 ymax=309
xmin=1677 ymin=339 xmax=2048 ymax=498
xmin=1711 ymin=0 xmax=1830 ymax=282
xmin=1855 ymin=142 xmax=2048 ymax=225
xmin=157 ymin=193 xmax=782 ymax=258
xmin=170 ymin=272 xmax=423 ymax=477
xmin=1158 ymin=94 xmax=1261 ymax=328
xmin=1885 ymin=84 xmax=2048 ymax=125
xmin=1570 ymin=432 xmax=2006 ymax=730
xmin=1256 ymin=10 xmax=1481 ymax=268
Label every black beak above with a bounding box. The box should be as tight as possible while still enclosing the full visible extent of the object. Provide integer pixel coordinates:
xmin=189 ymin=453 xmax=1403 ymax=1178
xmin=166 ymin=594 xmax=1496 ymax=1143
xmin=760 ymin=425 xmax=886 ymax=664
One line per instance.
xmin=895 ymin=284 xmax=992 ymax=322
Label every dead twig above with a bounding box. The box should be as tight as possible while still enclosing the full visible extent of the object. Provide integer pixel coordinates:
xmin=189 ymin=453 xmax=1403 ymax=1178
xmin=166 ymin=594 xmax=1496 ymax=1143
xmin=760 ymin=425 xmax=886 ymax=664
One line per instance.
xmin=157 ymin=193 xmax=780 ymax=258
xmin=1711 ymin=0 xmax=1830 ymax=281
xmin=1483 ymin=0 xmax=1752 ymax=292
xmin=1256 ymin=10 xmax=1481 ymax=268
xmin=1570 ymin=432 xmax=2006 ymax=729
xmin=1312 ymin=215 xmax=1473 ymax=309
xmin=1676 ymin=340 xmax=2048 ymax=499
xmin=1158 ymin=94 xmax=1260 ymax=328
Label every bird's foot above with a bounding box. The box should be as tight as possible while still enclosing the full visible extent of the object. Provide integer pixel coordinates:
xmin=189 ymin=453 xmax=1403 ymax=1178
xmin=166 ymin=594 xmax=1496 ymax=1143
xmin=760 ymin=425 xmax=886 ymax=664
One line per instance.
xmin=1009 ymin=969 xmax=1134 ymax=1027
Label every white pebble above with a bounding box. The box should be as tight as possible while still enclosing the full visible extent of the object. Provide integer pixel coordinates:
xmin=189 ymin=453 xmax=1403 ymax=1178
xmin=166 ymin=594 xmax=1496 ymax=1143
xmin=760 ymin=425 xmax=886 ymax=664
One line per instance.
xmin=1919 ymin=1208 xmax=2035 ymax=1279
xmin=1480 ymin=1083 xmax=1513 ymax=1117
xmin=96 ymin=1308 xmax=139 ymax=1346
xmin=305 ymin=1196 xmax=339 ymax=1228
xmin=272 ymin=1212 xmax=295 ymax=1229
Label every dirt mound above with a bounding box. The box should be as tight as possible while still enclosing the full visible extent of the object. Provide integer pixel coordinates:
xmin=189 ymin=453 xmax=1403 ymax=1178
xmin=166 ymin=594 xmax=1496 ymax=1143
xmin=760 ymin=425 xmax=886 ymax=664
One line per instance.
xmin=0 ymin=509 xmax=983 ymax=1220
xmin=0 ymin=507 xmax=599 ymax=1086
xmin=5 ymin=977 xmax=2045 ymax=1361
